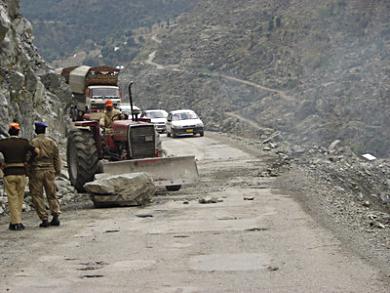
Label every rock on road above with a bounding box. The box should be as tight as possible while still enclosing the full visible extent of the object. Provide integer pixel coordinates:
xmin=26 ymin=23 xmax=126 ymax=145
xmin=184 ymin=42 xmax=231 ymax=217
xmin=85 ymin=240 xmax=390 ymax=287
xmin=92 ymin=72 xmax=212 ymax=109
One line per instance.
xmin=0 ymin=133 xmax=388 ymax=292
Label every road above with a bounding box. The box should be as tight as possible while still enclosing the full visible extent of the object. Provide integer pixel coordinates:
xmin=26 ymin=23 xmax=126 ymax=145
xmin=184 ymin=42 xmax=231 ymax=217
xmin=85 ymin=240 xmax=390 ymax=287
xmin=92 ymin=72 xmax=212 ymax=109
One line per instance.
xmin=0 ymin=134 xmax=388 ymax=292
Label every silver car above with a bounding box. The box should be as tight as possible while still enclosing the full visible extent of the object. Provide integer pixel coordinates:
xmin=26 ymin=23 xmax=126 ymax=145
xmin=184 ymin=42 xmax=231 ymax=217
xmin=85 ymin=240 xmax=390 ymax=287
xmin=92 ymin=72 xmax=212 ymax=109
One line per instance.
xmin=141 ymin=110 xmax=169 ymax=133
xmin=166 ymin=109 xmax=204 ymax=137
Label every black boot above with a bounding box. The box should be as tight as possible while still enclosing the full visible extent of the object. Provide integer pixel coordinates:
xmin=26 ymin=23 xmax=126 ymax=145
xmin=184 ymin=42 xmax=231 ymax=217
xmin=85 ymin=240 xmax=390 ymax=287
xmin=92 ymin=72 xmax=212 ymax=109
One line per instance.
xmin=50 ymin=215 xmax=60 ymax=226
xmin=39 ymin=219 xmax=50 ymax=228
xmin=18 ymin=223 xmax=25 ymax=230
xmin=9 ymin=223 xmax=23 ymax=231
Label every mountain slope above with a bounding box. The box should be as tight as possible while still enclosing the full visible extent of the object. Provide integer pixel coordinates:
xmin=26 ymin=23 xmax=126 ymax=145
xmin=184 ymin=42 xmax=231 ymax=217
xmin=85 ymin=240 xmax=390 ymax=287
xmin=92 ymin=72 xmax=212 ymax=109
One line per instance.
xmin=122 ymin=0 xmax=390 ymax=156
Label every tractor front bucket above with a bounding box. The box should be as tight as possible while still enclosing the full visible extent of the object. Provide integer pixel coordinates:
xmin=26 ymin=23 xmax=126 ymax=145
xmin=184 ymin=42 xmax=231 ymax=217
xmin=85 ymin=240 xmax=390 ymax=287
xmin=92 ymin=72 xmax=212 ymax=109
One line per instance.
xmin=102 ymin=156 xmax=199 ymax=189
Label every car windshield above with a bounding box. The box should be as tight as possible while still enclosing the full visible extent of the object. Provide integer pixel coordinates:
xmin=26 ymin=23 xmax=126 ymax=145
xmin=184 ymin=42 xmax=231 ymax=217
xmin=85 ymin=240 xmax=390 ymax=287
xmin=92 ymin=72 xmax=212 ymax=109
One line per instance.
xmin=90 ymin=103 xmax=105 ymax=110
xmin=91 ymin=88 xmax=119 ymax=98
xmin=120 ymin=104 xmax=140 ymax=114
xmin=145 ymin=111 xmax=167 ymax=119
xmin=172 ymin=111 xmax=198 ymax=121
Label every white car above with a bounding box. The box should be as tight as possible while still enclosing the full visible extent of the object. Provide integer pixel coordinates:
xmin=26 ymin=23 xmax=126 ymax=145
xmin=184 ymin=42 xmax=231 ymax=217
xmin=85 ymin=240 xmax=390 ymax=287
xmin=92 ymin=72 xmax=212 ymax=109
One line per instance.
xmin=119 ymin=103 xmax=141 ymax=118
xmin=141 ymin=110 xmax=168 ymax=133
xmin=166 ymin=109 xmax=204 ymax=137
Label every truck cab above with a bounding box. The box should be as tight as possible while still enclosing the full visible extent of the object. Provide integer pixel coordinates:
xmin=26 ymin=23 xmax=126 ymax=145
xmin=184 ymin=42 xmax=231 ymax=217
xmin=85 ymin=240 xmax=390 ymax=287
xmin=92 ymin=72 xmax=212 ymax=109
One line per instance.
xmin=61 ymin=65 xmax=122 ymax=121
xmin=86 ymin=85 xmax=121 ymax=112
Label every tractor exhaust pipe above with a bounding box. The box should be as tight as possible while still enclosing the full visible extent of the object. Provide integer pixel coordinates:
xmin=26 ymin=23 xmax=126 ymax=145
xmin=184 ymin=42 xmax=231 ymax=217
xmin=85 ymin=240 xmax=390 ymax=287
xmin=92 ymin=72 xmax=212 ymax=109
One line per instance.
xmin=128 ymin=81 xmax=136 ymax=121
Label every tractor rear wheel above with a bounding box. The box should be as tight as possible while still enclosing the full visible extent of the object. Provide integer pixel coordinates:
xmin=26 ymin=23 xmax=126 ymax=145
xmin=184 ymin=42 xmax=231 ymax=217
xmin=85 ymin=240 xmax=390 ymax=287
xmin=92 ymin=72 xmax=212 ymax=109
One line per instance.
xmin=67 ymin=128 xmax=99 ymax=192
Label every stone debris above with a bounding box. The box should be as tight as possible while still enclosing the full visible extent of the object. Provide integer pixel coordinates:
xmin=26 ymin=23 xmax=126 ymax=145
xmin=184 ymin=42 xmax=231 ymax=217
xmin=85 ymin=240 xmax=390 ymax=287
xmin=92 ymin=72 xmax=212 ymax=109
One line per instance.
xmin=84 ymin=172 xmax=156 ymax=206
xmin=262 ymin=131 xmax=281 ymax=144
xmin=198 ymin=196 xmax=223 ymax=204
xmin=380 ymin=194 xmax=390 ymax=204
xmin=243 ymin=196 xmax=255 ymax=201
xmin=362 ymin=201 xmax=371 ymax=207
xmin=104 ymin=229 xmax=120 ymax=233
xmin=370 ymin=221 xmax=386 ymax=229
xmin=136 ymin=213 xmax=154 ymax=218
xmin=22 ymin=203 xmax=30 ymax=212
xmin=367 ymin=214 xmax=377 ymax=220
xmin=267 ymin=265 xmax=280 ymax=272
xmin=245 ymin=227 xmax=269 ymax=232
xmin=362 ymin=154 xmax=377 ymax=161
xmin=259 ymin=154 xmax=291 ymax=178
xmin=328 ymin=140 xmax=342 ymax=154
xmin=263 ymin=146 xmax=271 ymax=152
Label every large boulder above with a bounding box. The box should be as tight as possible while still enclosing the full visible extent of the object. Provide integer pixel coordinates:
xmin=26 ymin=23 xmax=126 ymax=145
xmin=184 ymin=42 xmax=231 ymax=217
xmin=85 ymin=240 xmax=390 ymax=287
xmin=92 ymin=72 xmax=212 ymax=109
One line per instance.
xmin=84 ymin=172 xmax=156 ymax=207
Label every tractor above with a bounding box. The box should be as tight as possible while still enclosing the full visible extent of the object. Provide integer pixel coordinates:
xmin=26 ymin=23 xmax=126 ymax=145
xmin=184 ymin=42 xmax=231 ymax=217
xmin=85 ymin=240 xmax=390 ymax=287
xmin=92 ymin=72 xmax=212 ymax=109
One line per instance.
xmin=66 ymin=83 xmax=198 ymax=195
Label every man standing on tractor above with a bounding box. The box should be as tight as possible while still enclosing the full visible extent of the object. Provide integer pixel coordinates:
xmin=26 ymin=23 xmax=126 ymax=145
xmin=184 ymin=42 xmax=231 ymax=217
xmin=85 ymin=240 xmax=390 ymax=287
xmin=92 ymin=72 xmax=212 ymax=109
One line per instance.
xmin=0 ymin=122 xmax=36 ymax=231
xmin=29 ymin=122 xmax=62 ymax=228
xmin=100 ymin=99 xmax=123 ymax=128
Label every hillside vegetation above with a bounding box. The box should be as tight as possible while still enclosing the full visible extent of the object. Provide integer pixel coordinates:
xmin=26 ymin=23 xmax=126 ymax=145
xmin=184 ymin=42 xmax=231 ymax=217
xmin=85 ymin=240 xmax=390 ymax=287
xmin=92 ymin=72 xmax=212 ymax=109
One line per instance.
xmin=122 ymin=0 xmax=390 ymax=156
xmin=20 ymin=0 xmax=198 ymax=65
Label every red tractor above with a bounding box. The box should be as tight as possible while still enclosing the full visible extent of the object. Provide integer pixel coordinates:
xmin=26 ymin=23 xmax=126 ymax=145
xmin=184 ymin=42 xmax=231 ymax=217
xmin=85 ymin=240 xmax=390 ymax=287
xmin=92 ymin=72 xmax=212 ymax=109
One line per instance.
xmin=66 ymin=83 xmax=198 ymax=194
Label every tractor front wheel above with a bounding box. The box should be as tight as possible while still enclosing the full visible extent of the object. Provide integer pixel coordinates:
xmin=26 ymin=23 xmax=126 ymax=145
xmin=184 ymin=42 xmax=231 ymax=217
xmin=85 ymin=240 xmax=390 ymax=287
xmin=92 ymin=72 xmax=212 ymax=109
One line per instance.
xmin=67 ymin=128 xmax=99 ymax=192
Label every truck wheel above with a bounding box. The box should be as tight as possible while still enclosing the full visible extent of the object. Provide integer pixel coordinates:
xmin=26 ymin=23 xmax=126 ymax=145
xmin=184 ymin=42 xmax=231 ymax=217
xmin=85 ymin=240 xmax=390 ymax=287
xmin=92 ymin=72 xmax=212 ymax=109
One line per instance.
xmin=166 ymin=185 xmax=181 ymax=192
xmin=67 ymin=128 xmax=99 ymax=192
xmin=200 ymin=131 xmax=204 ymax=137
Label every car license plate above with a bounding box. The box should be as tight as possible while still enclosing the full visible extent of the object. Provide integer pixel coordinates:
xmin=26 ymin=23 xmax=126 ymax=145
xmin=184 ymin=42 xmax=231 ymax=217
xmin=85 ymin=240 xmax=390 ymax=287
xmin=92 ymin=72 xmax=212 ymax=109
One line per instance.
xmin=186 ymin=129 xmax=193 ymax=133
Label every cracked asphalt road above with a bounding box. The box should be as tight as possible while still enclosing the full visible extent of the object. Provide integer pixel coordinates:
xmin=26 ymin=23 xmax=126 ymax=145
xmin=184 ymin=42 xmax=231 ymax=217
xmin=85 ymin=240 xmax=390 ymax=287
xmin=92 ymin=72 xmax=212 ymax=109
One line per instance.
xmin=0 ymin=134 xmax=388 ymax=292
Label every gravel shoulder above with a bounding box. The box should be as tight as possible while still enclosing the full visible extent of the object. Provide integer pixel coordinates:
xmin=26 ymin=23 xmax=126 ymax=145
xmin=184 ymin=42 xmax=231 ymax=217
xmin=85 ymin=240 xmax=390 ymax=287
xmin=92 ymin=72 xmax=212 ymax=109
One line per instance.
xmin=211 ymin=132 xmax=390 ymax=277
xmin=276 ymin=164 xmax=390 ymax=276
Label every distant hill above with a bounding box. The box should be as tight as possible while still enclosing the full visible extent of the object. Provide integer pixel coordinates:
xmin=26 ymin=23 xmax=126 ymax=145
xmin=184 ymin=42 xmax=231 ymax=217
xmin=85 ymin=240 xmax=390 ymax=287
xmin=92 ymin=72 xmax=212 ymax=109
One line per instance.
xmin=20 ymin=0 xmax=198 ymax=65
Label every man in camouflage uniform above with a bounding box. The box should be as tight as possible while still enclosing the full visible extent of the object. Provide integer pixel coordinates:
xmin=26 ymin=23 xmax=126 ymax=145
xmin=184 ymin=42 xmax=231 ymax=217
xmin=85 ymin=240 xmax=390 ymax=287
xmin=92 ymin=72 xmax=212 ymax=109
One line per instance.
xmin=100 ymin=99 xmax=122 ymax=128
xmin=29 ymin=122 xmax=62 ymax=228
xmin=0 ymin=122 xmax=36 ymax=231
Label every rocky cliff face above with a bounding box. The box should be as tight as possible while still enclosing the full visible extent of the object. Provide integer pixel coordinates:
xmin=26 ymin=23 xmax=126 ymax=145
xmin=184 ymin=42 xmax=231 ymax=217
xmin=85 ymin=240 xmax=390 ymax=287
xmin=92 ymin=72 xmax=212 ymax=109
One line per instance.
xmin=0 ymin=0 xmax=70 ymax=139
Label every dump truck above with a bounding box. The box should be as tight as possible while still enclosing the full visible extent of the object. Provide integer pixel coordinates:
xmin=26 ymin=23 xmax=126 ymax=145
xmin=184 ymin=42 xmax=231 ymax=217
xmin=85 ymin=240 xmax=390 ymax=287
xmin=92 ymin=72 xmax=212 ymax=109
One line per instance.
xmin=67 ymin=82 xmax=199 ymax=207
xmin=60 ymin=65 xmax=121 ymax=121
